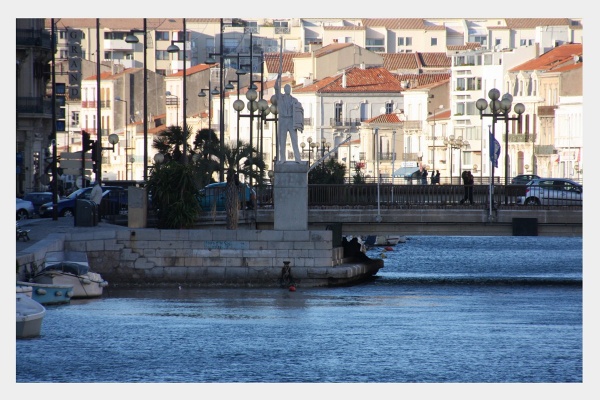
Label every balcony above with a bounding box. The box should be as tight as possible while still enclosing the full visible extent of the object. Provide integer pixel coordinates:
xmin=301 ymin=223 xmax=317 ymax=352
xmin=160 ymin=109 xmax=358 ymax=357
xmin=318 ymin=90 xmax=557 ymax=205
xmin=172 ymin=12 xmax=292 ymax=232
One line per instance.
xmin=329 ymin=118 xmax=361 ymax=128
xmin=275 ymin=27 xmax=290 ymax=34
xmin=104 ymin=39 xmax=135 ymax=51
xmin=17 ymin=97 xmax=52 ymax=115
xmin=504 ymin=133 xmax=536 ymax=143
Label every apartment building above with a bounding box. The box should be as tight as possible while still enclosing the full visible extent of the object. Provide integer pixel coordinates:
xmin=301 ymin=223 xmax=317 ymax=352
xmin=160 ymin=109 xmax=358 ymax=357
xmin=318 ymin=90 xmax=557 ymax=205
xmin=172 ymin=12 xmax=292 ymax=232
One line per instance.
xmin=17 ymin=18 xmax=583 ymax=194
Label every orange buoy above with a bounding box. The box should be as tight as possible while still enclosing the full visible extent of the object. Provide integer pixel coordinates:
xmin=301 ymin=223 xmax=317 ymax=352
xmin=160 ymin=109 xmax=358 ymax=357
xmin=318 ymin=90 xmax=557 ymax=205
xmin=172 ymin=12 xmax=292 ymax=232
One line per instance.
xmin=384 ymin=246 xmax=394 ymax=251
xmin=289 ymin=285 xmax=296 ymax=292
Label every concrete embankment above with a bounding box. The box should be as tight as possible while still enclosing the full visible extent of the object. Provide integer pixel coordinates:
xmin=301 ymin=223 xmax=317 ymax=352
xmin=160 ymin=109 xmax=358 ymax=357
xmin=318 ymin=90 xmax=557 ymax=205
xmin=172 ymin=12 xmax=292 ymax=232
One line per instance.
xmin=16 ymin=217 xmax=383 ymax=288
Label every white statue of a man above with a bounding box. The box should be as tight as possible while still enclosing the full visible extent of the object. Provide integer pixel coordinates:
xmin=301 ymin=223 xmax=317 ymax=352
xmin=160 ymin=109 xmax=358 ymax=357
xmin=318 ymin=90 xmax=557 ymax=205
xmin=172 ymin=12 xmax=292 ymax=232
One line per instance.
xmin=276 ymin=80 xmax=303 ymax=163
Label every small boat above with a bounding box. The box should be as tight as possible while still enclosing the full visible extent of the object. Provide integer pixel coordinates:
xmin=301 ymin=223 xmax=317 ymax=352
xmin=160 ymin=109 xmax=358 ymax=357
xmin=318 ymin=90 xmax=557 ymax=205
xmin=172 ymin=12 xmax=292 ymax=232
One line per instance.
xmin=16 ymin=292 xmax=46 ymax=339
xmin=17 ymin=281 xmax=73 ymax=305
xmin=32 ymin=251 xmax=108 ymax=299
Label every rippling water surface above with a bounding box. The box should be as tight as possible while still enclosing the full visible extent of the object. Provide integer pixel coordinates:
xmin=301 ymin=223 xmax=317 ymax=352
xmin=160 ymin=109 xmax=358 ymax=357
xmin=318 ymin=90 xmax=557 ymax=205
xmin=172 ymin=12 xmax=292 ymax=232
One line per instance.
xmin=15 ymin=236 xmax=582 ymax=387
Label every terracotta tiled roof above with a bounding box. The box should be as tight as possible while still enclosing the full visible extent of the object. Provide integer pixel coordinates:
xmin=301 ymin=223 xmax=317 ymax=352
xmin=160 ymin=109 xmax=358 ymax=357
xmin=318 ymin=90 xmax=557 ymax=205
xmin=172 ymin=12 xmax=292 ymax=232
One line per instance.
xmin=382 ymin=53 xmax=420 ymax=70
xmin=504 ymin=18 xmax=573 ymax=29
xmin=395 ymin=73 xmax=450 ymax=89
xmin=550 ymin=61 xmax=582 ymax=73
xmin=84 ymin=71 xmax=114 ymax=81
xmin=447 ymin=43 xmax=483 ymax=52
xmin=295 ymin=66 xmax=403 ymax=94
xmin=419 ymin=52 xmax=452 ymax=68
xmin=361 ymin=18 xmax=444 ymax=31
xmin=323 ymin=26 xmax=366 ymax=31
xmin=166 ymin=63 xmax=212 ymax=77
xmin=427 ymin=109 xmax=451 ymax=122
xmin=264 ymin=52 xmax=303 ymax=75
xmin=364 ymin=113 xmax=404 ymax=124
xmin=509 ymin=43 xmax=582 ymax=72
xmin=313 ymin=43 xmax=354 ymax=57
xmin=48 ymin=18 xmax=213 ymax=31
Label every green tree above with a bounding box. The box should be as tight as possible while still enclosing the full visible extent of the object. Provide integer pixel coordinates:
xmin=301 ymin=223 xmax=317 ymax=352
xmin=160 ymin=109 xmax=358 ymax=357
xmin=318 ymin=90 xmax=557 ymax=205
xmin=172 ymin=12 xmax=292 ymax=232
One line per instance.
xmin=191 ymin=128 xmax=221 ymax=189
xmin=145 ymin=161 xmax=200 ymax=229
xmin=308 ymin=158 xmax=347 ymax=184
xmin=151 ymin=124 xmax=193 ymax=163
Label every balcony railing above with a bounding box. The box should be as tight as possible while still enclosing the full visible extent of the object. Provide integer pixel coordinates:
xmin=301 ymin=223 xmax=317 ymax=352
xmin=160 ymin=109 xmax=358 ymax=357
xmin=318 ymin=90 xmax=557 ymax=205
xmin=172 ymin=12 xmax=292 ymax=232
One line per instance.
xmin=274 ymin=27 xmax=290 ymax=34
xmin=329 ymin=118 xmax=361 ymax=127
xmin=534 ymin=145 xmax=556 ymax=155
xmin=17 ymin=97 xmax=52 ymax=115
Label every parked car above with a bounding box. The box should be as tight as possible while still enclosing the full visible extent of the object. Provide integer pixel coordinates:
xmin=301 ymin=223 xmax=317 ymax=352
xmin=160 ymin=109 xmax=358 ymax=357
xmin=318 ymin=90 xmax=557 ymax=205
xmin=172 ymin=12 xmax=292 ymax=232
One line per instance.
xmin=516 ymin=178 xmax=582 ymax=206
xmin=39 ymin=185 xmax=126 ymax=217
xmin=511 ymin=174 xmax=540 ymax=185
xmin=23 ymin=192 xmax=54 ymax=216
xmin=197 ymin=182 xmax=256 ymax=211
xmin=16 ymin=198 xmax=35 ymax=220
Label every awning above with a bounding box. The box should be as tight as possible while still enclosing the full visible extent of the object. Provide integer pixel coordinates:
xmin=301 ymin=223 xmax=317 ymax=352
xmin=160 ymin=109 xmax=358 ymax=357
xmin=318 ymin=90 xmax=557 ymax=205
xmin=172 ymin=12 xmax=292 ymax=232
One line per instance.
xmin=392 ymin=166 xmax=421 ymax=178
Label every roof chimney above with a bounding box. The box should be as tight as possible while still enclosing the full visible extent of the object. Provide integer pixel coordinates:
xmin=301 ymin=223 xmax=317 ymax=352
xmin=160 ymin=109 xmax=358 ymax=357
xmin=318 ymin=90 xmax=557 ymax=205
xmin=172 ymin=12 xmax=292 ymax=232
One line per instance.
xmin=342 ymin=70 xmax=347 ymax=88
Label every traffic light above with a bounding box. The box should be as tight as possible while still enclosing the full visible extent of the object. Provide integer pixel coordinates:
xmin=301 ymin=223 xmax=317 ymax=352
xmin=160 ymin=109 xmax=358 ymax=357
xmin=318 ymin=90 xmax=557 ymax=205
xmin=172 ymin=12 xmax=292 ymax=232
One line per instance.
xmin=82 ymin=130 xmax=95 ymax=152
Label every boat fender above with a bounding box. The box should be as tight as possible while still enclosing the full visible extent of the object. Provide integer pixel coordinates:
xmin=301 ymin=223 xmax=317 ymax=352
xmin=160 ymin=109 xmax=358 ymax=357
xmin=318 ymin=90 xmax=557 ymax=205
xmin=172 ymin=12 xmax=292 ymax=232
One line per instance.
xmin=66 ymin=291 xmax=73 ymax=298
xmin=81 ymin=278 xmax=91 ymax=285
xmin=55 ymin=291 xmax=63 ymax=297
xmin=100 ymin=281 xmax=109 ymax=288
xmin=289 ymin=285 xmax=296 ymax=292
xmin=36 ymin=288 xmax=47 ymax=295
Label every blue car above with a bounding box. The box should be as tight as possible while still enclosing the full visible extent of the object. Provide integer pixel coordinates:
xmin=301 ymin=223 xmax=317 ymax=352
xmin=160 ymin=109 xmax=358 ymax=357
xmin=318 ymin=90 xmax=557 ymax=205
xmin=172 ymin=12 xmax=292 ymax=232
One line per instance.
xmin=39 ymin=186 xmax=126 ymax=217
xmin=197 ymin=182 xmax=256 ymax=211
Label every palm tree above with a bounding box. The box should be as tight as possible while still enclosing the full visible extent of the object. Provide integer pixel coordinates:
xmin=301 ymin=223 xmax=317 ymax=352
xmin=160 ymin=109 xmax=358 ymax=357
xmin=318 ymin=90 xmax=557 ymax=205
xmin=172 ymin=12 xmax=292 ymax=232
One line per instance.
xmin=151 ymin=125 xmax=193 ymax=163
xmin=211 ymin=140 xmax=266 ymax=230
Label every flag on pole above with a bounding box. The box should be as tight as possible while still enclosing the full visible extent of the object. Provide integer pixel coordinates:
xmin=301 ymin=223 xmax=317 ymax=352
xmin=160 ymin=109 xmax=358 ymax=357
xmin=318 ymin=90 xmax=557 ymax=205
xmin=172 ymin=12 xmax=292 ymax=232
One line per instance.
xmin=489 ymin=126 xmax=500 ymax=168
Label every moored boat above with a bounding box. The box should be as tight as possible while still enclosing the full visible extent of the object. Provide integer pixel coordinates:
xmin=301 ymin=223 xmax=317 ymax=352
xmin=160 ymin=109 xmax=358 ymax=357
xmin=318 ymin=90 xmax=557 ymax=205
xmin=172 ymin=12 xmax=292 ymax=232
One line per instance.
xmin=17 ymin=281 xmax=73 ymax=305
xmin=32 ymin=251 xmax=108 ymax=298
xmin=16 ymin=292 xmax=46 ymax=339
xmin=365 ymin=235 xmax=407 ymax=248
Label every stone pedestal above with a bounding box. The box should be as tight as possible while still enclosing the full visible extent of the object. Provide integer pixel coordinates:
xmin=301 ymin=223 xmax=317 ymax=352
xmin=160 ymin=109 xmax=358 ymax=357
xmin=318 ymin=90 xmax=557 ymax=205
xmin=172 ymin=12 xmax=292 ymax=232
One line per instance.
xmin=128 ymin=186 xmax=148 ymax=228
xmin=274 ymin=161 xmax=308 ymax=230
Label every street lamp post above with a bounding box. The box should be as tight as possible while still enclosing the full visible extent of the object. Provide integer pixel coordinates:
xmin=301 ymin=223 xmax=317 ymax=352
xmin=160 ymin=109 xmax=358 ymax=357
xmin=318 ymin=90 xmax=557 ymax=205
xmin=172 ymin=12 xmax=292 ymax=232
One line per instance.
xmin=198 ymin=88 xmax=213 ymax=130
xmin=476 ymin=89 xmax=525 ymax=208
xmin=166 ymin=18 xmax=188 ymax=164
xmin=443 ymin=135 xmax=468 ymax=185
xmin=115 ymin=97 xmax=129 ymax=180
xmin=124 ymin=19 xmax=147 ymax=180
xmin=430 ymin=104 xmax=443 ymax=180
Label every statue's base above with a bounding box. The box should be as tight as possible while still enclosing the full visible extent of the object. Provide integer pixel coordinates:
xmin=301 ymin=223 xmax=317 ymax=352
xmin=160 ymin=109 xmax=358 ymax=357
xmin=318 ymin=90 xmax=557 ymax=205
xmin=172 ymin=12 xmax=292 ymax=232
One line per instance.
xmin=273 ymin=161 xmax=308 ymax=230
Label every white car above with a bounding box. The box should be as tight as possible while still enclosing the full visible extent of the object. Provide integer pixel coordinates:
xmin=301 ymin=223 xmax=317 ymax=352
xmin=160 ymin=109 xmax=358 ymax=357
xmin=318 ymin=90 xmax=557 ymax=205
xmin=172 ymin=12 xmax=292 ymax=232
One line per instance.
xmin=516 ymin=178 xmax=582 ymax=206
xmin=16 ymin=198 xmax=35 ymax=220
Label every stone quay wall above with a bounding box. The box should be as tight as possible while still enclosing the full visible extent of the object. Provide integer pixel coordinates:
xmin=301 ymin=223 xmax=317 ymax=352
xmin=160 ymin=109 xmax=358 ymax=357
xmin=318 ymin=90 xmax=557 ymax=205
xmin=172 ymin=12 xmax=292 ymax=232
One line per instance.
xmin=17 ymin=227 xmax=381 ymax=288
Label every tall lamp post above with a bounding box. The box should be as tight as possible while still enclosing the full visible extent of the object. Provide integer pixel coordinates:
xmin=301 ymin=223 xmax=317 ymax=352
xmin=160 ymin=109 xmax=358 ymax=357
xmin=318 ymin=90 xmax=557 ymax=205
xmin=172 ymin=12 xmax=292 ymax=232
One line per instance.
xmin=124 ymin=19 xmax=147 ymax=180
xmin=443 ymin=135 xmax=467 ymax=185
xmin=114 ymin=97 xmax=129 ymax=180
xmin=430 ymin=104 xmax=443 ymax=179
xmin=476 ymin=89 xmax=525 ymax=207
xmin=166 ymin=18 xmax=188 ymax=164
xmin=198 ymin=87 xmax=216 ymax=130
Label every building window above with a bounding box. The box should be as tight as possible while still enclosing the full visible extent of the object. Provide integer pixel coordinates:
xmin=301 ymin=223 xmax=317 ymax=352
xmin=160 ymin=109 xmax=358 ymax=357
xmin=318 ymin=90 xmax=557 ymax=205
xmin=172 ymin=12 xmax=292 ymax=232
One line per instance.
xmin=104 ymin=32 xmax=125 ymax=40
xmin=335 ymin=103 xmax=342 ymax=123
xmin=245 ymin=21 xmax=258 ymax=33
xmin=156 ymin=31 xmax=170 ymax=41
xmin=385 ymin=102 xmax=393 ymax=114
xmin=366 ymin=38 xmax=385 ymax=52
xmin=397 ymin=37 xmax=404 ymax=46
xmin=495 ymin=38 xmax=501 ymax=47
xmin=156 ymin=50 xmax=170 ymax=60
xmin=431 ymin=37 xmax=437 ymax=46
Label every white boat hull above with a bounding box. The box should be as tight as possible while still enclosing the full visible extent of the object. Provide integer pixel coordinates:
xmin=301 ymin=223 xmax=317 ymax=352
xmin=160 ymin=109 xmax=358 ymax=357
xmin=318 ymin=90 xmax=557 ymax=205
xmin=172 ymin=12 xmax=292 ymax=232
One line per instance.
xmin=16 ymin=293 xmax=45 ymax=339
xmin=33 ymin=271 xmax=107 ymax=298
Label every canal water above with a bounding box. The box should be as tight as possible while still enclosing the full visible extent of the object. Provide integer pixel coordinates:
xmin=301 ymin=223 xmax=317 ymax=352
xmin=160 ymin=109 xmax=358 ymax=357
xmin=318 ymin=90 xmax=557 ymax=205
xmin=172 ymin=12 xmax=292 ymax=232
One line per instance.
xmin=14 ymin=236 xmax=584 ymax=395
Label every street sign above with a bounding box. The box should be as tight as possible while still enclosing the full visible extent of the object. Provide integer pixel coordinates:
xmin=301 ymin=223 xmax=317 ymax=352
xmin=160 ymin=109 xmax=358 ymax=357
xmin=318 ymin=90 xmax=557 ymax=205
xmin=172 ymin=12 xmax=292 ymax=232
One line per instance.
xmin=60 ymin=151 xmax=93 ymax=176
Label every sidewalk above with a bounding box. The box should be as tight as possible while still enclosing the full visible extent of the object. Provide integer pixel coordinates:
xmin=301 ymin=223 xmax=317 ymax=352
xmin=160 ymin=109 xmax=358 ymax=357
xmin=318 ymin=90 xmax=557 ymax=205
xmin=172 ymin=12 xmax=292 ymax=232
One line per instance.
xmin=16 ymin=216 xmax=128 ymax=254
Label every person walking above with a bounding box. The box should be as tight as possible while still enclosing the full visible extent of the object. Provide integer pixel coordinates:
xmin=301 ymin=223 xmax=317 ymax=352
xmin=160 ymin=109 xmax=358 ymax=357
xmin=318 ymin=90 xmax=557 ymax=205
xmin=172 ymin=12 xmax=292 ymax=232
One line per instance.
xmin=431 ymin=170 xmax=440 ymax=185
xmin=460 ymin=171 xmax=474 ymax=204
xmin=90 ymin=181 xmax=103 ymax=223
xmin=421 ymin=167 xmax=428 ymax=185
